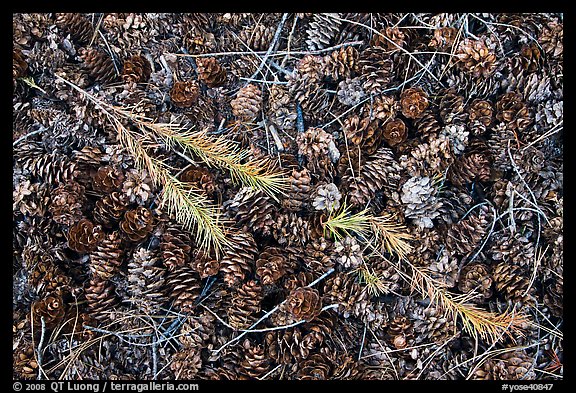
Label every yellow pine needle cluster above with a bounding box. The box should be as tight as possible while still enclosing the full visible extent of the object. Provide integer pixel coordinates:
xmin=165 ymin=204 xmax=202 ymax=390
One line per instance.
xmin=322 ymin=201 xmax=528 ymax=345
xmin=54 ymin=75 xmax=286 ymax=255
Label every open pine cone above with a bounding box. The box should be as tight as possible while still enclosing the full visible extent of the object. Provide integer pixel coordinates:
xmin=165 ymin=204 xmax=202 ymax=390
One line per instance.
xmin=67 ymin=218 xmax=104 ymax=253
xmin=283 ymin=287 xmax=323 ymax=323
xmin=119 ymin=206 xmax=155 ymax=242
xmin=196 ymin=57 xmax=227 ymax=87
xmin=400 ymin=87 xmax=429 ymax=119
xmin=170 ymin=79 xmax=200 ymax=108
xmin=231 ymin=83 xmax=262 ymax=121
xmin=122 ymin=54 xmax=152 ymax=84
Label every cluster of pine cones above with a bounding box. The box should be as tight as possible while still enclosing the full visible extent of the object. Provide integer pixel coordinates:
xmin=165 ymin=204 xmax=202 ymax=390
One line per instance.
xmin=13 ymin=13 xmax=562 ymax=380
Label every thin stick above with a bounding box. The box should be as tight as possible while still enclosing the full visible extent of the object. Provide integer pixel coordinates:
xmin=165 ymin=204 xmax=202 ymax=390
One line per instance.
xmin=12 ymin=127 xmax=46 ymax=147
xmin=246 ymin=13 xmax=289 ymax=84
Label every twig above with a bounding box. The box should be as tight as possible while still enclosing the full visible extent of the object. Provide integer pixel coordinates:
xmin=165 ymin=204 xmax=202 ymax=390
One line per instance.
xmin=280 ymin=14 xmax=299 ymax=69
xmin=36 ymin=316 xmax=47 ymax=380
xmin=98 ymin=30 xmax=120 ymax=76
xmin=239 ymin=77 xmax=288 ymax=84
xmin=259 ymin=364 xmax=282 ymax=380
xmin=12 ymin=127 xmax=47 ymax=147
xmin=467 ymin=202 xmax=497 ymax=263
xmin=246 ymin=13 xmax=289 ymax=85
xmin=88 ymin=13 xmax=104 ymax=47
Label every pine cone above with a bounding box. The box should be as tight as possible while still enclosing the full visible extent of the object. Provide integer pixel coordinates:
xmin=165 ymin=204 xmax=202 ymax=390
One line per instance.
xmin=368 ymin=94 xmax=398 ymax=122
xmin=412 ymin=305 xmax=458 ymax=345
xmin=495 ymin=92 xmax=533 ymax=133
xmin=296 ymin=127 xmax=339 ymax=173
xmin=48 ymin=181 xmax=86 ymax=226
xmin=55 ymin=13 xmax=94 ymax=44
xmin=85 ymin=276 xmax=119 ymax=321
xmin=192 ymin=253 xmax=220 ymax=279
xmin=337 ymin=77 xmax=366 ymax=106
xmin=428 ymin=251 xmax=459 ymax=288
xmin=28 ymin=261 xmax=72 ymax=297
xmin=456 ymin=37 xmax=497 ymax=78
xmin=196 ymin=57 xmax=227 ymax=87
xmin=538 ymin=21 xmax=563 ymax=60
xmin=543 ymin=276 xmax=562 ymax=318
xmin=179 ymin=165 xmax=217 ymax=196
xmin=128 ymin=248 xmax=167 ymax=314
xmin=493 ymin=262 xmax=535 ymax=306
xmin=333 ymin=236 xmax=363 ymax=269
xmin=17 ymin=145 xmax=78 ymax=186
xmin=400 ymin=87 xmax=429 ymax=119
xmin=401 ymin=176 xmax=443 ymax=229
xmin=489 ymin=233 xmax=535 ymax=268
xmin=458 ymin=263 xmax=493 ymax=302
xmin=448 ymin=150 xmax=492 ymax=187
xmin=13 ymin=344 xmax=38 ymax=379
xmin=225 ymin=187 xmax=275 ymax=235
xmin=305 ymin=13 xmax=341 ymax=51
xmin=170 ymin=79 xmax=200 ymax=108
xmin=387 ymin=315 xmax=414 ymax=350
xmin=165 ymin=265 xmax=201 ymax=313
xmin=273 ymin=213 xmax=312 ymax=247
xmin=312 ymin=182 xmax=341 ymax=213
xmin=122 ymin=168 xmax=153 ymax=205
xmin=119 ymin=206 xmax=155 ymax=242
xmin=13 ymin=180 xmax=50 ymax=217
xmin=372 ymin=27 xmax=407 ymax=51
xmin=467 ymin=99 xmax=494 ymax=136
xmin=239 ymin=339 xmax=271 ymax=379
xmin=439 ymin=89 xmax=468 ymax=125
xmin=383 ymin=118 xmax=407 ymax=147
xmin=31 ymin=291 xmax=66 ymax=330
xmin=67 ymin=218 xmax=104 ymax=253
xmin=343 ymin=147 xmax=402 ymax=207
xmin=267 ymin=85 xmax=296 ymax=131
xmin=358 ymin=47 xmax=393 ymax=94
xmin=255 ymin=246 xmax=291 ymax=285
xmin=80 ymin=47 xmax=118 ymax=84
xmin=519 ymin=43 xmax=544 ymax=73
xmin=13 ymin=46 xmax=28 ymax=80
xmin=324 ymin=45 xmax=359 ymax=81
xmin=322 ymin=272 xmax=368 ymax=318
xmin=282 ymin=167 xmax=312 ymax=212
xmin=122 ymin=54 xmax=152 ymax=84
xmin=282 ymin=287 xmax=323 ymax=323
xmin=295 ymin=54 xmax=326 ymax=79
xmin=231 ymin=83 xmax=262 ymax=121
xmin=414 ymin=111 xmax=442 ymax=137
xmin=160 ymin=224 xmax=192 ymax=270
xmin=93 ymin=191 xmax=129 ymax=228
xmin=227 ymin=280 xmax=262 ymax=330
xmin=474 ymin=351 xmax=536 ymax=380
xmin=89 ymin=231 xmax=124 ymax=280
xmin=171 ymin=347 xmax=202 ymax=379
xmin=92 ymin=165 xmax=125 ymax=193
xmin=445 ymin=205 xmax=491 ymax=257
xmin=367 ymin=257 xmax=402 ymax=295
xmin=239 ymin=23 xmax=275 ymax=51
xmin=219 ymin=231 xmax=258 ymax=287
xmin=428 ymin=27 xmax=458 ymax=51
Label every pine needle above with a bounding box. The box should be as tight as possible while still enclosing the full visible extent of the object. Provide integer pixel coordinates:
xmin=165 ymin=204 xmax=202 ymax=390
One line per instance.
xmin=322 ymin=202 xmax=372 ymax=240
xmin=368 ymin=214 xmax=414 ymax=260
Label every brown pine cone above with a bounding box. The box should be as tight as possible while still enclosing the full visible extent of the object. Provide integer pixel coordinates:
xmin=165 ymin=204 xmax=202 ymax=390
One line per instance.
xmin=13 ymin=344 xmax=38 ymax=379
xmin=85 ymin=276 xmax=119 ymax=321
xmin=160 ymin=224 xmax=192 ymax=270
xmin=543 ymin=276 xmax=562 ymax=318
xmin=322 ymin=272 xmax=368 ymax=319
xmin=13 ymin=46 xmax=28 ymax=80
xmin=122 ymin=168 xmax=153 ymax=205
xmin=383 ymin=118 xmax=407 ymax=147
xmin=439 ymin=90 xmax=468 ymax=125
xmin=170 ymin=79 xmax=200 ymax=108
xmin=400 ymin=87 xmax=429 ymax=119
xmin=456 ymin=37 xmax=497 ymax=78
xmin=344 ymin=116 xmax=384 ymax=155
xmin=224 ymin=187 xmax=276 ymax=235
xmin=227 ymin=280 xmax=262 ymax=330
xmin=412 ymin=305 xmax=458 ymax=345
xmin=281 ymin=167 xmax=312 ymax=212
xmin=493 ymin=263 xmax=535 ymax=306
xmin=495 ymin=92 xmax=533 ymax=133
xmin=219 ymin=231 xmax=258 ymax=287
xmin=267 ymin=85 xmax=297 ymax=131
xmin=256 ymin=246 xmax=291 ymax=285
xmin=93 ymin=191 xmax=129 ymax=228
xmin=448 ymin=150 xmax=492 ymax=187
xmin=89 ymin=231 xmax=124 ymax=280
xmin=387 ymin=315 xmax=414 ymax=350
xmin=122 ymin=54 xmax=152 ymax=84
xmin=457 ymin=263 xmax=493 ymax=302
xmin=231 ymin=83 xmax=262 ymax=121
xmin=28 ymin=261 xmax=72 ymax=297
xmin=55 ymin=13 xmax=94 ymax=44
xmin=272 ymin=212 xmax=311 ymax=247
xmin=48 ymin=180 xmax=86 ymax=226
xmin=67 ymin=218 xmax=104 ymax=253
xmin=413 ymin=111 xmax=442 ymax=137
xmin=474 ymin=350 xmax=536 ymax=380
xmin=119 ymin=206 xmax=155 ymax=242
xmin=358 ymin=46 xmax=393 ymax=95
xmin=171 ymin=347 xmax=202 ymax=379
xmin=428 ymin=27 xmax=458 ymax=50
xmin=179 ymin=165 xmax=217 ymax=196
xmin=193 ymin=257 xmax=220 ymax=279
xmin=343 ymin=114 xmax=370 ymax=145
xmin=80 ymin=47 xmax=118 ymax=84
xmin=239 ymin=23 xmax=275 ymax=51
xmin=165 ymin=265 xmax=201 ymax=313
xmin=196 ymin=57 xmax=227 ymax=87
xmin=283 ymin=287 xmax=322 ymax=323
xmin=324 ymin=45 xmax=359 ymax=81
xmin=128 ymin=248 xmax=167 ymax=314
xmin=92 ymin=165 xmax=125 ymax=193
xmin=372 ymin=27 xmax=407 ymax=50
xmin=31 ymin=291 xmax=66 ymax=330
xmin=333 ymin=236 xmax=363 ymax=269
xmin=520 ymin=43 xmax=544 ymax=72
xmin=444 ymin=205 xmax=491 ymax=257
xmin=538 ymin=20 xmax=563 ymax=60
xmin=296 ymin=127 xmax=339 ymax=173
xmin=368 ymin=94 xmax=398 ymax=122
xmin=239 ymin=339 xmax=271 ymax=379
xmin=467 ymin=99 xmax=494 ymax=135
